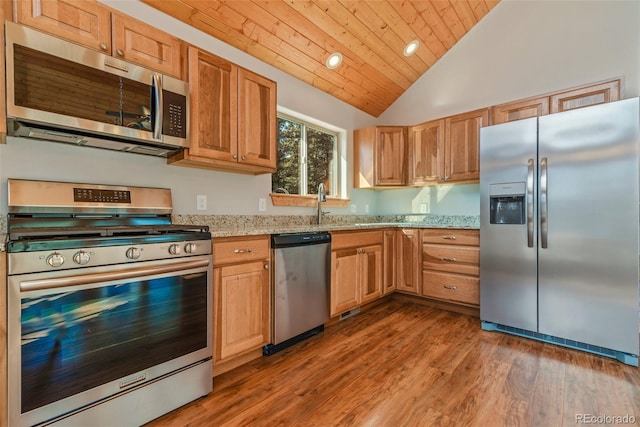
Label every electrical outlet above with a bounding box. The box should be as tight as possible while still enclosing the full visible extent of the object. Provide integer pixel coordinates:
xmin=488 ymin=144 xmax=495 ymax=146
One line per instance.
xmin=196 ymin=195 xmax=207 ymax=211
xmin=351 ymin=204 xmax=357 ymax=213
xmin=258 ymin=198 xmax=266 ymax=212
xmin=365 ymin=204 xmax=369 ymax=214
xmin=420 ymin=203 xmax=428 ymax=213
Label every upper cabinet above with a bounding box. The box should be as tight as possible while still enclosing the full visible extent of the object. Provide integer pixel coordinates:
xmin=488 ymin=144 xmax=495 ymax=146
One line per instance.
xmin=490 ymin=79 xmax=621 ymax=125
xmin=490 ymin=95 xmax=550 ymax=126
xmin=169 ymin=47 xmax=277 ymax=174
xmin=408 ymin=119 xmax=444 ymax=185
xmin=443 ymin=108 xmax=489 ymax=183
xmin=354 ymin=126 xmax=407 ymax=188
xmin=15 ymin=0 xmax=185 ymax=78
xmin=550 ymin=79 xmax=620 ymax=113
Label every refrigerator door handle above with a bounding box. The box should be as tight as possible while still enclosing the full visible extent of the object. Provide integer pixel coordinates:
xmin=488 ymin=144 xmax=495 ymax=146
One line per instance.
xmin=527 ymin=158 xmax=535 ymax=248
xmin=540 ymin=157 xmax=549 ymax=248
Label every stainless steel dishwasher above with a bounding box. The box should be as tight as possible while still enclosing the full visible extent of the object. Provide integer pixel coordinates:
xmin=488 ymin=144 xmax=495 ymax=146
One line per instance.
xmin=264 ymin=232 xmax=331 ymax=355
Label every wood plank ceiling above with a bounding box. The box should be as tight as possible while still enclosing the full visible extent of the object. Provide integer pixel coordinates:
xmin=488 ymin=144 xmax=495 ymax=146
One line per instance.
xmin=141 ymin=0 xmax=500 ymax=117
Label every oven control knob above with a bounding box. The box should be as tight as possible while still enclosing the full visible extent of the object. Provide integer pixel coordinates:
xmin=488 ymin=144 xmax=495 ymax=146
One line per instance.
xmin=46 ymin=252 xmax=65 ymax=268
xmin=184 ymin=243 xmax=197 ymax=254
xmin=126 ymin=247 xmax=141 ymax=260
xmin=73 ymin=251 xmax=91 ymax=265
xmin=168 ymin=244 xmax=181 ymax=255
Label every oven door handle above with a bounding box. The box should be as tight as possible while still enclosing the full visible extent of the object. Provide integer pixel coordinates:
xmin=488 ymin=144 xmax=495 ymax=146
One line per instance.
xmin=19 ymin=259 xmax=210 ymax=292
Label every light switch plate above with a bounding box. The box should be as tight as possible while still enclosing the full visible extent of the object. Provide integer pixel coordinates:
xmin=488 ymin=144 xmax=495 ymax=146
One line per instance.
xmin=258 ymin=198 xmax=266 ymax=211
xmin=351 ymin=204 xmax=357 ymax=213
xmin=420 ymin=203 xmax=428 ymax=213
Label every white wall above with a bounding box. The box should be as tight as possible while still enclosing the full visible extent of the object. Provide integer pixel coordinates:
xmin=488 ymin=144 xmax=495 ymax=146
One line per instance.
xmin=0 ymin=0 xmax=379 ymax=216
xmin=377 ymin=0 xmax=640 ymax=216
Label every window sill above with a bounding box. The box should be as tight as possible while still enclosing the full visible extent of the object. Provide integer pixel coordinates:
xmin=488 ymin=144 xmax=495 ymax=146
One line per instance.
xmin=270 ymin=194 xmax=350 ymax=208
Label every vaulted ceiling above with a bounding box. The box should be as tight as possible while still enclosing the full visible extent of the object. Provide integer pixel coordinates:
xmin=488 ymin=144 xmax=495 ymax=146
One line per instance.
xmin=141 ymin=0 xmax=500 ymax=117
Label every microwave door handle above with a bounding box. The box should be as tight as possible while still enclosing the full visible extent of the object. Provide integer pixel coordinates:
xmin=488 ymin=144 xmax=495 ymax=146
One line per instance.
xmin=527 ymin=158 xmax=535 ymax=248
xmin=152 ymin=74 xmax=163 ymax=140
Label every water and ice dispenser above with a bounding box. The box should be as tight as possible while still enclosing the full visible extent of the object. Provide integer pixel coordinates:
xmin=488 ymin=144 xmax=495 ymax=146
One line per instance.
xmin=489 ymin=182 xmax=526 ymax=225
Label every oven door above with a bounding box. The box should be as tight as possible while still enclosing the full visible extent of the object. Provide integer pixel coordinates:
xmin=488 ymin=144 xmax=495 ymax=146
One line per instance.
xmin=7 ymin=255 xmax=212 ymax=427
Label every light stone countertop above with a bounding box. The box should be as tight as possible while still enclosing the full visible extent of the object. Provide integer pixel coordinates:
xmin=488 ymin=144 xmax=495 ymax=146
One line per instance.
xmin=173 ymin=214 xmax=480 ymax=238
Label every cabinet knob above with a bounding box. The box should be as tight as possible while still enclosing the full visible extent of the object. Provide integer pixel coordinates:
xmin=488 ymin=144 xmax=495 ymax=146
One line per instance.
xmin=100 ymin=43 xmax=108 ymax=51
xmin=264 ymin=263 xmax=269 ymax=270
xmin=116 ymin=48 xmax=124 ymax=56
xmin=233 ymin=154 xmax=238 ymax=160
xmin=241 ymin=155 xmax=247 ymax=160
xmin=443 ymin=285 xmax=457 ymax=290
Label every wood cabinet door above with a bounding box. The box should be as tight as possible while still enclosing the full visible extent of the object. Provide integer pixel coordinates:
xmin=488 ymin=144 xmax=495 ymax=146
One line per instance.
xmin=375 ymin=127 xmax=407 ymax=186
xmin=331 ymin=248 xmax=360 ymax=316
xmin=16 ymin=0 xmax=111 ymax=52
xmin=550 ymin=80 xmax=620 ymax=113
xmin=188 ymin=47 xmax=238 ymax=161
xmin=444 ymin=108 xmax=489 ymax=182
xmin=409 ymin=120 xmax=444 ymax=185
xmin=360 ymin=244 xmax=382 ymax=304
xmin=214 ymin=261 xmax=270 ymax=361
xmin=237 ymin=67 xmax=277 ymax=171
xmin=396 ymin=229 xmax=421 ymax=294
xmin=111 ymin=12 xmax=184 ymax=78
xmin=382 ymin=230 xmax=397 ymax=295
xmin=490 ymin=96 xmax=550 ymax=125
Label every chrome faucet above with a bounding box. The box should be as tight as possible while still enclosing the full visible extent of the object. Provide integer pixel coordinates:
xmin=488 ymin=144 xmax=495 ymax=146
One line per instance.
xmin=317 ymin=183 xmax=326 ymax=225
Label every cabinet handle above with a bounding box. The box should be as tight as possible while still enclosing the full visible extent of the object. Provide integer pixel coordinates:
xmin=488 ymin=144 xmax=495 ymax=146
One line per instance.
xmin=442 ymin=235 xmax=456 ymax=240
xmin=442 ymin=257 xmax=457 ymax=262
xmin=116 ymin=48 xmax=124 ymax=56
xmin=234 ymin=248 xmax=253 ymax=254
xmin=100 ymin=42 xmax=108 ymax=51
xmin=443 ymin=285 xmax=457 ymax=290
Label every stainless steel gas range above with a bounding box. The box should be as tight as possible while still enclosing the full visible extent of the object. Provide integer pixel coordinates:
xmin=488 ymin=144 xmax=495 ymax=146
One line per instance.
xmin=5 ymin=179 xmax=213 ymax=426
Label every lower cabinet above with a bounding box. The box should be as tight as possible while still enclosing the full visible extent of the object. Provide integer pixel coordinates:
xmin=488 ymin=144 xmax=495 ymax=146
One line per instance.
xmin=396 ymin=229 xmax=421 ymax=294
xmin=330 ymin=230 xmax=383 ymax=317
xmin=420 ymin=229 xmax=480 ymax=306
xmin=213 ymin=236 xmax=271 ymax=371
xmin=382 ymin=229 xmax=397 ymax=295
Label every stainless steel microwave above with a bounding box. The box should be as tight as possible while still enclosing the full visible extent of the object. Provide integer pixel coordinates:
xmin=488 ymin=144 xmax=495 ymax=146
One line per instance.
xmin=5 ymin=21 xmax=189 ymax=157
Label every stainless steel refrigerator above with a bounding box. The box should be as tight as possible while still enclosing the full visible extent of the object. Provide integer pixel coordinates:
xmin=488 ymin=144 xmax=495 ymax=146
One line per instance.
xmin=479 ymin=97 xmax=640 ymax=366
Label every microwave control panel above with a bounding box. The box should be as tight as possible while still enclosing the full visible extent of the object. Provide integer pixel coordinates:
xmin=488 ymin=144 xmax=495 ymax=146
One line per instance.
xmin=162 ymin=90 xmax=187 ymax=139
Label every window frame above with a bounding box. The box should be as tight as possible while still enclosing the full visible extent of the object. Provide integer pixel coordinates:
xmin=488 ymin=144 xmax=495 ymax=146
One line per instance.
xmin=270 ymin=108 xmax=349 ymax=208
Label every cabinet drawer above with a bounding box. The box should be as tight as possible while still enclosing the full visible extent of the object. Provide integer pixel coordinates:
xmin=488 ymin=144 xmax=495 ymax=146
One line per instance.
xmin=421 ymin=229 xmax=479 ymax=246
xmin=213 ymin=236 xmax=269 ymax=265
xmin=423 ymin=244 xmax=479 ymax=276
xmin=422 ymin=271 xmax=479 ymax=305
xmin=330 ymin=230 xmax=383 ymax=250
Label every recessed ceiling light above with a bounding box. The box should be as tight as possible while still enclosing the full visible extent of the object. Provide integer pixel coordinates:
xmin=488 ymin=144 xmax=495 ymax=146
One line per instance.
xmin=326 ymin=52 xmax=343 ymax=69
xmin=404 ymin=40 xmax=420 ymax=57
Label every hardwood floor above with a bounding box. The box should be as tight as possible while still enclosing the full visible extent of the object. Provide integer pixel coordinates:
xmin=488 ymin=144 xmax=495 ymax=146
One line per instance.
xmin=147 ymin=298 xmax=640 ymax=426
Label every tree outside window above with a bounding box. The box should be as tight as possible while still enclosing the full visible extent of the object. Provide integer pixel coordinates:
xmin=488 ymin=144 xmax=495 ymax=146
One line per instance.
xmin=272 ymin=116 xmax=337 ymax=196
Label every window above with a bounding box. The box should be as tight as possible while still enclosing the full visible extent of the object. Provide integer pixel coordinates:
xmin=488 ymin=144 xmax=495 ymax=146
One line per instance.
xmin=272 ymin=113 xmax=342 ymax=200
